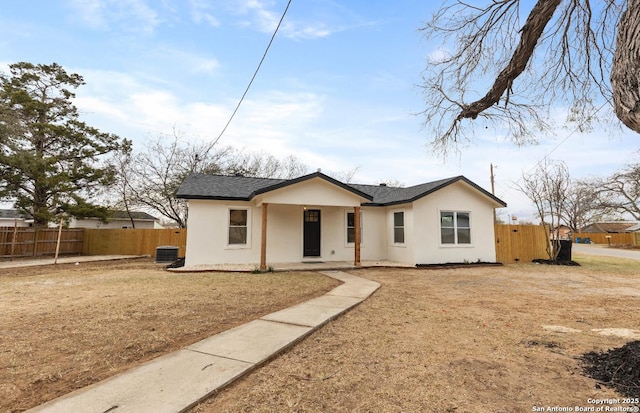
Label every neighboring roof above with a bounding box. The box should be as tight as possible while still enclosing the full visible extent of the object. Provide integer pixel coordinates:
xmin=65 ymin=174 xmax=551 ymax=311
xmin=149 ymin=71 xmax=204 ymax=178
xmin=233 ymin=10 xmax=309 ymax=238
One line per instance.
xmin=0 ymin=209 xmax=25 ymax=220
xmin=109 ymin=211 xmax=158 ymax=221
xmin=580 ymin=222 xmax=639 ymax=233
xmin=76 ymin=211 xmax=158 ymax=221
xmin=177 ymin=172 xmax=507 ymax=207
xmin=625 ymin=223 xmax=640 ymax=232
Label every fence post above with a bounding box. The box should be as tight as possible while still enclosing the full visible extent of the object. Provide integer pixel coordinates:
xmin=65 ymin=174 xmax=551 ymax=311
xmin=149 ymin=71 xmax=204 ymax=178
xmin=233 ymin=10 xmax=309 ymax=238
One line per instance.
xmin=33 ymin=228 xmax=38 ymax=256
xmin=10 ymin=219 xmax=18 ymax=261
xmin=54 ymin=218 xmax=64 ymax=264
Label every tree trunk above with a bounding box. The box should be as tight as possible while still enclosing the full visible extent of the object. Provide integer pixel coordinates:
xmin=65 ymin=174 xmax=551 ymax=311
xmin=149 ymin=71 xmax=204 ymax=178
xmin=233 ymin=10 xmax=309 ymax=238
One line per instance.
xmin=612 ymin=0 xmax=640 ymax=134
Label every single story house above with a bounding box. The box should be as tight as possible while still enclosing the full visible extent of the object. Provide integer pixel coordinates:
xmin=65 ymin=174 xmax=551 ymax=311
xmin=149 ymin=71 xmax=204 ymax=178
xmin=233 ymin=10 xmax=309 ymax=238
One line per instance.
xmin=176 ymin=172 xmax=507 ymax=269
xmin=580 ymin=222 xmax=639 ymax=233
xmin=0 ymin=209 xmax=30 ymax=227
xmin=69 ymin=211 xmax=159 ymax=229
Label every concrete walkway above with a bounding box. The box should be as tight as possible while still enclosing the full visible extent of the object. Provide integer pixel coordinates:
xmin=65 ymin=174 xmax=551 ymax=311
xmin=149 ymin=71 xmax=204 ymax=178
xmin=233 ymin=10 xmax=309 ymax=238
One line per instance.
xmin=26 ymin=271 xmax=380 ymax=413
xmin=0 ymin=255 xmax=148 ymax=269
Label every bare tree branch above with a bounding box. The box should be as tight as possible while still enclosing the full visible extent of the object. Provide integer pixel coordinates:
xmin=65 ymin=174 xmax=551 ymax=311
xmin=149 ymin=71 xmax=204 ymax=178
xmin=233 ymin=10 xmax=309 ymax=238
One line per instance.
xmin=420 ymin=0 xmax=632 ymax=152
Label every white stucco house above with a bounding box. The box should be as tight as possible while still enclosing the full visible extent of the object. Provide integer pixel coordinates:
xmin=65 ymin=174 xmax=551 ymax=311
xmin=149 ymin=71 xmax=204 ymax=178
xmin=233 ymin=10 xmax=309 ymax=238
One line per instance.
xmin=176 ymin=172 xmax=506 ymax=269
xmin=69 ymin=211 xmax=159 ymax=229
xmin=0 ymin=209 xmax=30 ymax=227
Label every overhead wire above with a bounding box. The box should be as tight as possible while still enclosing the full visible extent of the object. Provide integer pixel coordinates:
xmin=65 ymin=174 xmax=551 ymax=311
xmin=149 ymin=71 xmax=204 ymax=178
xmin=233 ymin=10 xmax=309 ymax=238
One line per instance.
xmin=212 ymin=0 xmax=293 ymax=146
xmin=494 ymin=100 xmax=610 ymax=201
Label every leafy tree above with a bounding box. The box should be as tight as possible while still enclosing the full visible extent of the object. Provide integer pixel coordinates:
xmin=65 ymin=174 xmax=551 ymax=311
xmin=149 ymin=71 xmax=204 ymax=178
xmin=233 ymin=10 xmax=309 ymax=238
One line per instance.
xmin=420 ymin=0 xmax=638 ymax=151
xmin=0 ymin=62 xmax=130 ymax=226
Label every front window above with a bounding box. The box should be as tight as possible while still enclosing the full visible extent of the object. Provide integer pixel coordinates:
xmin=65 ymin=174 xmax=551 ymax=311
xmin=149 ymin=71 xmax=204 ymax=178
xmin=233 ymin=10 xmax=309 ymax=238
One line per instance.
xmin=393 ymin=211 xmax=404 ymax=243
xmin=228 ymin=209 xmax=248 ymax=244
xmin=441 ymin=211 xmax=470 ymax=244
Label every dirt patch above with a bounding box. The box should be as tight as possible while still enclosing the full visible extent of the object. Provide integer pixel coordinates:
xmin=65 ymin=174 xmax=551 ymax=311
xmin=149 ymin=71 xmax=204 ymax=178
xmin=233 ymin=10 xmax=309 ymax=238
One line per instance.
xmin=0 ymin=259 xmax=339 ymax=412
xmin=581 ymin=341 xmax=640 ymax=398
xmin=191 ymin=258 xmax=640 ymax=412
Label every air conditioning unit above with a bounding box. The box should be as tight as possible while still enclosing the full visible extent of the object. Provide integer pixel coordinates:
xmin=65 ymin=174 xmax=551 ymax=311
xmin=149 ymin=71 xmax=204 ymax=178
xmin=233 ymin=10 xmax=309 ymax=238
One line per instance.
xmin=155 ymin=246 xmax=179 ymax=263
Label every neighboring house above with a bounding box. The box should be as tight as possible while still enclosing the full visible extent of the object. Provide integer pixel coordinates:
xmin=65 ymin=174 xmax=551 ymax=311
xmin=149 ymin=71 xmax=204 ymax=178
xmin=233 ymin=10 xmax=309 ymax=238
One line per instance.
xmin=0 ymin=209 xmax=30 ymax=227
xmin=176 ymin=172 xmax=506 ymax=269
xmin=580 ymin=222 xmax=639 ymax=233
xmin=552 ymin=225 xmax=573 ymax=240
xmin=625 ymin=223 xmax=640 ymax=232
xmin=69 ymin=211 xmax=158 ymax=229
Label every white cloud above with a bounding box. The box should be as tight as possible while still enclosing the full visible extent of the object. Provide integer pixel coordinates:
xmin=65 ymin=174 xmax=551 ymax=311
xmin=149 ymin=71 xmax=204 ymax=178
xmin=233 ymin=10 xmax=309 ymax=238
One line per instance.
xmin=230 ymin=0 xmax=336 ymax=40
xmin=189 ymin=0 xmax=220 ymax=27
xmin=66 ymin=0 xmax=160 ymax=33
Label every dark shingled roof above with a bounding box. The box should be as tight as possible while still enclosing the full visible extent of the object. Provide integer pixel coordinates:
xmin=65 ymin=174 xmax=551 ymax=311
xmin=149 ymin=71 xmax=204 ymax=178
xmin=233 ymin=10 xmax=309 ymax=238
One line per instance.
xmin=177 ymin=172 xmax=507 ymax=207
xmin=0 ymin=209 xmax=25 ymax=219
xmin=108 ymin=211 xmax=158 ymax=221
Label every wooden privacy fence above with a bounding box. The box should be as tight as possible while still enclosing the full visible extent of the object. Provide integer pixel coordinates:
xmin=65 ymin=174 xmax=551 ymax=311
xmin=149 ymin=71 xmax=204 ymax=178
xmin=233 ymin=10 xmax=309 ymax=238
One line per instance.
xmin=572 ymin=232 xmax=637 ymax=245
xmin=495 ymin=224 xmax=549 ymax=264
xmin=82 ymin=228 xmax=187 ymax=258
xmin=0 ymin=227 xmax=84 ymax=258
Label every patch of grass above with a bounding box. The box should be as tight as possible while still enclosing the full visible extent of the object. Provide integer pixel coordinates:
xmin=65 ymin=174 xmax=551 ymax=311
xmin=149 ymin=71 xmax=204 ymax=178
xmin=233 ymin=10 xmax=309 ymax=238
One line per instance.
xmin=573 ymin=253 xmax=640 ymax=275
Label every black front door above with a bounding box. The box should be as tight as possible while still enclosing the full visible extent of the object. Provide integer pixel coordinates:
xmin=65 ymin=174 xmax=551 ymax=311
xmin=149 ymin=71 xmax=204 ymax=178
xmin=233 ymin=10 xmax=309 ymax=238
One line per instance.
xmin=303 ymin=209 xmax=321 ymax=257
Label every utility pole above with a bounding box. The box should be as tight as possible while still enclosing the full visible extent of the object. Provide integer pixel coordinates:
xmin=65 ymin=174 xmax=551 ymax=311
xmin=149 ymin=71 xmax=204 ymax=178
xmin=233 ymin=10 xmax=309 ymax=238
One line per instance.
xmin=490 ymin=163 xmax=497 ymax=224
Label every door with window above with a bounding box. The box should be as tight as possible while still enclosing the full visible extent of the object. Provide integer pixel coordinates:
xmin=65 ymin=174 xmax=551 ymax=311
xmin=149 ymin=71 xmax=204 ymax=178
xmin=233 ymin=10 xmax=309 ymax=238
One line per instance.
xmin=303 ymin=209 xmax=321 ymax=257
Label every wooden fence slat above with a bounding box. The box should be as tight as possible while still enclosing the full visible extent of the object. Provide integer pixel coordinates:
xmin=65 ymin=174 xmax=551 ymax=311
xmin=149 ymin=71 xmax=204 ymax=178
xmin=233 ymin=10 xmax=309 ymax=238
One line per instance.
xmin=2 ymin=224 xmax=635 ymax=262
xmin=81 ymin=228 xmax=186 ymax=258
xmin=572 ymin=232 xmax=635 ymax=245
xmin=495 ymin=224 xmax=549 ymax=264
xmin=0 ymin=227 xmax=85 ymax=258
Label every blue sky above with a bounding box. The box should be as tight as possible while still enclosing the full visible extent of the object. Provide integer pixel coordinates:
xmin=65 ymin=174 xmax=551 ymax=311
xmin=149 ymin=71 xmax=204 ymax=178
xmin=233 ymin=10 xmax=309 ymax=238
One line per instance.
xmin=1 ymin=0 xmax=638 ymax=222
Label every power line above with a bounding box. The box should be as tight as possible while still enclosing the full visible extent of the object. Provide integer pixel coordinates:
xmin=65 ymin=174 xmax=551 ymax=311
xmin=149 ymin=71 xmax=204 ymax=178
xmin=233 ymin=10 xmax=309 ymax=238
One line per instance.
xmin=212 ymin=0 xmax=293 ymax=146
xmin=496 ymin=100 xmax=610 ymax=200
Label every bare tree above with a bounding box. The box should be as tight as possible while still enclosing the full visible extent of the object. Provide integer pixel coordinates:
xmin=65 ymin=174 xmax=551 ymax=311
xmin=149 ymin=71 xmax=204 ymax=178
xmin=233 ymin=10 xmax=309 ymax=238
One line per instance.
xmin=516 ymin=160 xmax=570 ymax=261
xmin=562 ymin=178 xmax=610 ymax=231
xmin=596 ymin=163 xmax=640 ymax=219
xmin=420 ymin=0 xmax=636 ymax=151
xmin=120 ymin=132 xmax=233 ymax=228
xmin=113 ymin=132 xmax=310 ymax=228
xmin=226 ymin=152 xmax=309 ymax=179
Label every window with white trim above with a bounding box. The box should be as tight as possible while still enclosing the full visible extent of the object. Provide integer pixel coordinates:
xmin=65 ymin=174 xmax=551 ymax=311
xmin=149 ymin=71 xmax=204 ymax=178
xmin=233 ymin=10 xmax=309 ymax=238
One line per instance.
xmin=228 ymin=209 xmax=248 ymax=245
xmin=346 ymin=211 xmax=362 ymax=244
xmin=440 ymin=211 xmax=471 ymax=244
xmin=393 ymin=211 xmax=404 ymax=244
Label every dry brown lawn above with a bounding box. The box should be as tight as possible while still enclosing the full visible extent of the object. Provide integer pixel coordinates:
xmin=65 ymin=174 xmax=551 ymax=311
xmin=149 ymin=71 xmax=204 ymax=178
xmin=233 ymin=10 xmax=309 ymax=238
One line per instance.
xmin=0 ymin=259 xmax=339 ymax=413
xmin=191 ymin=254 xmax=640 ymax=413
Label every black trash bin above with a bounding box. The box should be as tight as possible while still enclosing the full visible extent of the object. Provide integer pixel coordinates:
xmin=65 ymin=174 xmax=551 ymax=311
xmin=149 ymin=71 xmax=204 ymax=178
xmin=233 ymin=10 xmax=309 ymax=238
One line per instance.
xmin=156 ymin=246 xmax=179 ymax=263
xmin=556 ymin=240 xmax=572 ymax=262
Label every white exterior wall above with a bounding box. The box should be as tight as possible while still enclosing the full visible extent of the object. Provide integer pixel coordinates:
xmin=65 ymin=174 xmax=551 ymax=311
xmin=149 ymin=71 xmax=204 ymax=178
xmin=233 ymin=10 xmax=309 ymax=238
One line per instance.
xmin=0 ymin=219 xmax=29 ymax=227
xmin=184 ymin=200 xmax=261 ymax=266
xmin=70 ymin=218 xmax=156 ymax=229
xmin=263 ymin=204 xmax=301 ymax=262
xmin=183 ymin=179 xmax=499 ymax=267
xmin=386 ymin=205 xmax=414 ymax=264
xmin=359 ymin=207 xmax=387 ymax=261
xmin=255 ymin=178 xmax=364 ymax=207
xmin=185 ymin=201 xmax=393 ymax=266
xmin=412 ymin=181 xmax=498 ymax=264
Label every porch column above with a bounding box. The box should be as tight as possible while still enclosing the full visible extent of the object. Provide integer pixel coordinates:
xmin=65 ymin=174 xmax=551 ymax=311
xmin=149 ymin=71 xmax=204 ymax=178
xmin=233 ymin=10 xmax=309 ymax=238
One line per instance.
xmin=260 ymin=203 xmax=268 ymax=271
xmin=354 ymin=206 xmax=361 ymax=266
